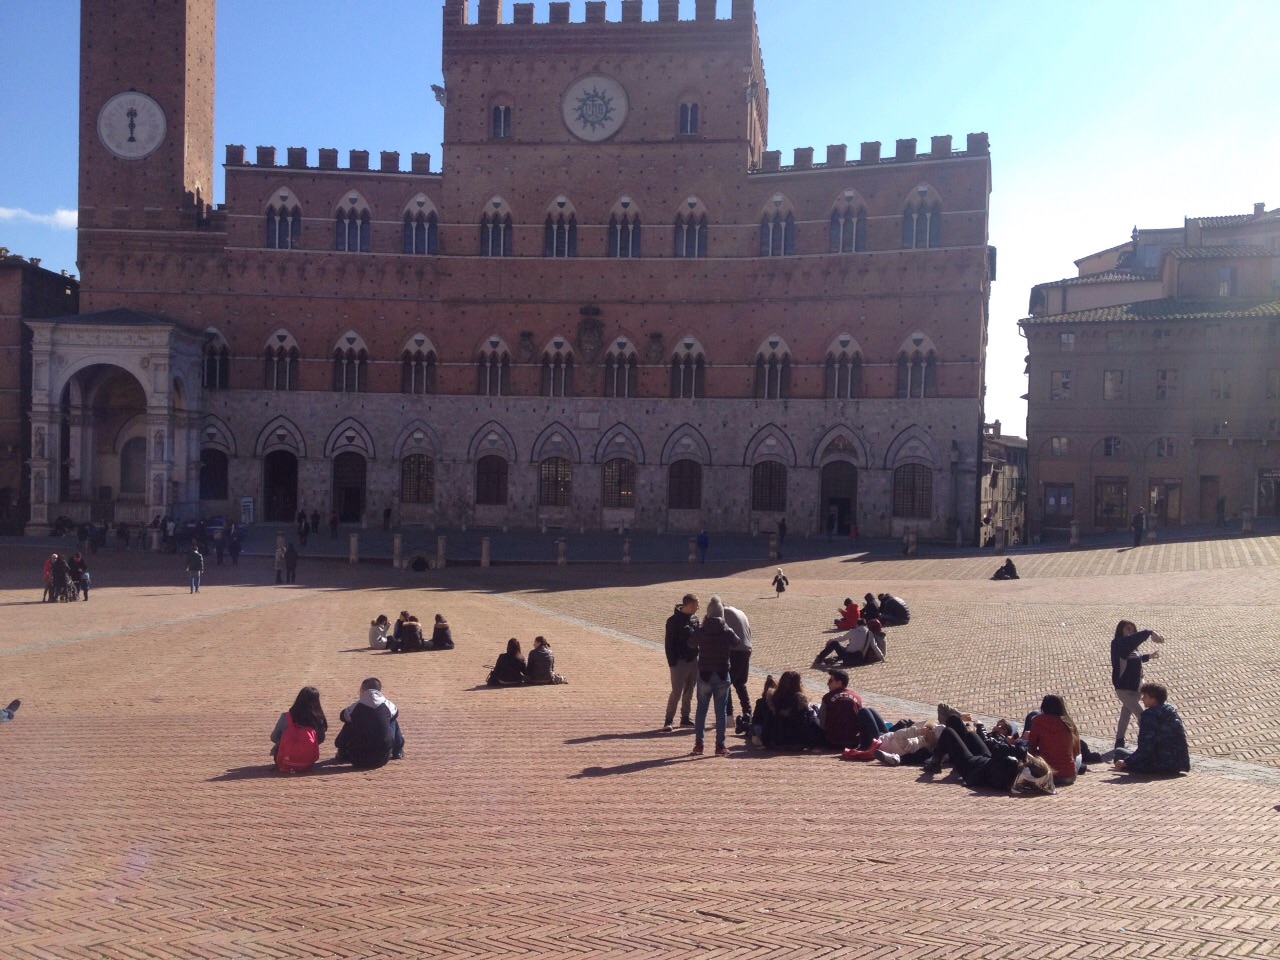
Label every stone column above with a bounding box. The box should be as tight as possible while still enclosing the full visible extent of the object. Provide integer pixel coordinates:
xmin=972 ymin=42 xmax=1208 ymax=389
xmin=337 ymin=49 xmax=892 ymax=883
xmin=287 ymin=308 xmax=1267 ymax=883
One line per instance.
xmin=1069 ymin=520 xmax=1080 ymax=547
xmin=348 ymin=532 xmax=359 ymax=565
xmin=481 ymin=536 xmax=491 ymax=567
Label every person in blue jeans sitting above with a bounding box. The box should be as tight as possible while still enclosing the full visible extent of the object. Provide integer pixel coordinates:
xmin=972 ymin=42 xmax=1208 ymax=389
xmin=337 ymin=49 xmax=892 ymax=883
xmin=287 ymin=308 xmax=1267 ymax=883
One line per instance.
xmin=689 ymin=595 xmax=740 ymax=757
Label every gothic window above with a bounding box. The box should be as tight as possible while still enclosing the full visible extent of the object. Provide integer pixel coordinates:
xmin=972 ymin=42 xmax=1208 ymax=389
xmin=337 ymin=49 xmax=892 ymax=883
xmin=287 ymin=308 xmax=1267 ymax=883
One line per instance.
xmin=829 ymin=200 xmax=867 ymax=253
xmin=1103 ymin=436 xmax=1123 ymax=458
xmin=481 ymin=202 xmax=513 ymax=257
xmin=492 ymin=104 xmax=512 ymax=140
xmin=401 ymin=350 xmax=437 ymax=395
xmin=892 ymin=464 xmax=933 ymax=518
xmin=203 ymin=336 xmax=230 ymax=390
xmin=896 ymin=351 xmax=937 ymax=398
xmin=335 ymin=198 xmax=371 ymax=253
xmin=670 ymin=341 xmax=706 ymax=399
xmin=751 ymin=461 xmax=787 ymax=512
xmin=264 ymin=332 xmax=300 ymax=391
xmin=902 ymin=190 xmax=942 ymax=249
xmin=825 ymin=347 xmax=863 ymax=399
xmin=754 ymin=338 xmax=791 ymax=399
xmin=544 ymin=209 xmax=578 ymax=258
xmin=541 ymin=342 xmax=574 ymax=397
xmin=477 ymin=344 xmax=511 ymax=397
xmin=475 ymin=455 xmax=508 ymax=505
xmin=332 ymin=348 xmax=368 ymax=393
xmin=759 ymin=210 xmax=796 ymax=256
xmin=679 ymin=102 xmax=700 ymax=135
xmin=668 ymin=459 xmax=702 ymax=509
xmin=602 ymin=458 xmax=636 ymax=509
xmin=400 ymin=455 xmax=435 ymax=504
xmin=608 ymin=212 xmax=641 ymax=258
xmin=538 ymin=457 xmax=572 ymax=508
xmin=402 ymin=210 xmax=438 ymax=255
xmin=674 ymin=211 xmax=708 ymax=258
xmin=265 ymin=203 xmax=301 ymax=249
xmin=604 ymin=339 xmax=638 ymax=398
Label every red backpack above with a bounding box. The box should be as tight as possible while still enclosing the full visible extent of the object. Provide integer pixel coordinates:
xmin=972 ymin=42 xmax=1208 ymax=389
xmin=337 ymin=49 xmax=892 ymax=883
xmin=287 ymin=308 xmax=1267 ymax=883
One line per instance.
xmin=276 ymin=714 xmax=320 ymax=773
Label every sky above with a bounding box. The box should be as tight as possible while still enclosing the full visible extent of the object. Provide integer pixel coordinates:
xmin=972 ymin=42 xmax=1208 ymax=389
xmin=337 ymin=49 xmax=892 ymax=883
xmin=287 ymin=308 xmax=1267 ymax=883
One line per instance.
xmin=2 ymin=0 xmax=1278 ymax=436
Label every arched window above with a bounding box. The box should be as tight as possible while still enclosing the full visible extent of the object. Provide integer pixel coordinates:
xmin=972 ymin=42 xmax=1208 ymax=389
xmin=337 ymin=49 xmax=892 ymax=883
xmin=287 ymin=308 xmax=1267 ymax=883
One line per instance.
xmin=199 ymin=448 xmax=229 ymax=501
xmin=477 ymin=343 xmax=511 ymax=396
xmin=674 ymin=210 xmax=709 ymax=258
xmin=896 ymin=351 xmax=937 ymax=399
xmin=263 ymin=332 xmax=300 ymax=391
xmin=541 ymin=341 xmax=574 ymax=397
xmin=604 ymin=339 xmax=638 ymax=398
xmin=335 ymin=197 xmax=371 ymax=253
xmin=401 ymin=350 xmax=437 ymax=395
xmin=829 ymin=200 xmax=867 ymax=253
xmin=751 ymin=461 xmax=787 ymax=512
xmin=602 ymin=458 xmax=636 ymax=508
xmin=754 ymin=338 xmax=791 ymax=399
xmin=475 ymin=455 xmax=508 ymax=505
xmin=825 ymin=348 xmax=863 ymax=399
xmin=670 ymin=342 xmax=706 ymax=399
xmin=492 ymin=104 xmax=512 ymax=140
xmin=203 ymin=336 xmax=230 ymax=390
xmin=481 ymin=201 xmax=513 ymax=257
xmin=759 ymin=209 xmax=796 ymax=257
xmin=608 ymin=201 xmax=641 ymax=258
xmin=402 ymin=210 xmax=438 ymax=255
xmin=400 ymin=454 xmax=435 ymax=504
xmin=668 ymin=459 xmax=702 ymax=510
xmin=892 ymin=464 xmax=933 ymax=518
xmin=265 ymin=194 xmax=301 ymax=249
xmin=544 ymin=199 xmax=577 ymax=258
xmin=332 ymin=334 xmax=368 ymax=393
xmin=679 ymin=102 xmax=700 ymax=135
xmin=903 ymin=190 xmax=942 ymax=249
xmin=538 ymin=457 xmax=572 ymax=508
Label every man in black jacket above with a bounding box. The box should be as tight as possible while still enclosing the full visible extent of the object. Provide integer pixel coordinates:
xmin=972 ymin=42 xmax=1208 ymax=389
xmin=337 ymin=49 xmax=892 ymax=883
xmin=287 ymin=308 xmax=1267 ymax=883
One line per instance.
xmin=335 ymin=677 xmax=404 ymax=768
xmin=877 ymin=593 xmax=911 ymax=626
xmin=663 ymin=593 xmax=700 ymax=732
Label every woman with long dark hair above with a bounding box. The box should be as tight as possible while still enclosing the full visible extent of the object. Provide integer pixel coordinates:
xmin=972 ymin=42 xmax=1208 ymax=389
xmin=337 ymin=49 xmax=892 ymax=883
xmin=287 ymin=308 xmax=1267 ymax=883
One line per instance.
xmin=1025 ymin=693 xmax=1081 ymax=786
xmin=489 ymin=637 xmax=527 ymax=685
xmin=270 ymin=686 xmax=329 ymax=772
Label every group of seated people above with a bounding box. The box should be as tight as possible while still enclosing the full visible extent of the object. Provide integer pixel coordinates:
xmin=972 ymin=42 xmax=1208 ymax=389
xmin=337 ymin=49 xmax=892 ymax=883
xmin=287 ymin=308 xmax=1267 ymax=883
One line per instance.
xmin=487 ymin=636 xmax=565 ymax=685
xmin=751 ymin=668 xmax=1189 ymax=791
xmin=832 ymin=592 xmax=911 ymax=630
xmin=369 ymin=611 xmax=455 ymax=653
xmin=817 ymin=592 xmax=912 ymax=667
xmin=270 ymin=678 xmax=405 ymax=772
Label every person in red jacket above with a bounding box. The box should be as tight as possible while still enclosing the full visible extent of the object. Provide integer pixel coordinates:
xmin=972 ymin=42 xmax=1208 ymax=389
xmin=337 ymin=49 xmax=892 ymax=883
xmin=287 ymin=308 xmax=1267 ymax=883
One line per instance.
xmin=833 ymin=598 xmax=860 ymax=629
xmin=1024 ymin=694 xmax=1081 ymax=786
xmin=818 ymin=669 xmax=888 ymax=750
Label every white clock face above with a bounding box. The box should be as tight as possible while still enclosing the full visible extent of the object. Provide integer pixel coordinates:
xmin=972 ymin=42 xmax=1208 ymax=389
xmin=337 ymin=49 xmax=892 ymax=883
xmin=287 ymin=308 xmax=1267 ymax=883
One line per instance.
xmin=562 ymin=75 xmax=628 ymax=143
xmin=97 ymin=91 xmax=167 ymax=160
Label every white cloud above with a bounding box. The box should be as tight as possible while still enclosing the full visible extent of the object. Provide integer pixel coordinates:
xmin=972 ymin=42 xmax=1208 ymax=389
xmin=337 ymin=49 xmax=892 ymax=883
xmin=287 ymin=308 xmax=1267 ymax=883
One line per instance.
xmin=0 ymin=207 xmax=77 ymax=230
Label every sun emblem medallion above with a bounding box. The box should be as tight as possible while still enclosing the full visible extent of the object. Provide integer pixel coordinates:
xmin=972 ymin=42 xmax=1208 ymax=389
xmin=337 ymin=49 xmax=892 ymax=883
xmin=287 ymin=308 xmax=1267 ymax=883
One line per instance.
xmin=562 ymin=74 xmax=628 ymax=143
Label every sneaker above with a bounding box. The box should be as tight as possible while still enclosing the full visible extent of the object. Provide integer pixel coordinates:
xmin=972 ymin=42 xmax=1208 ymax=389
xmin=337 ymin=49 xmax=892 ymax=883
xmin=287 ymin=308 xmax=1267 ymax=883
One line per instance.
xmin=714 ymin=744 xmax=731 ymax=757
xmin=937 ymin=703 xmax=963 ymax=725
xmin=750 ymin=734 xmax=764 ymax=748
xmin=4 ymin=699 xmax=19 ymax=715
xmin=875 ymin=750 xmax=901 ymax=766
xmin=679 ymin=718 xmax=695 ymax=728
xmin=391 ymin=750 xmax=404 ymax=761
xmin=662 ymin=723 xmax=674 ymax=732
xmin=690 ymin=742 xmax=704 ymax=756
xmin=922 ymin=759 xmax=942 ymax=775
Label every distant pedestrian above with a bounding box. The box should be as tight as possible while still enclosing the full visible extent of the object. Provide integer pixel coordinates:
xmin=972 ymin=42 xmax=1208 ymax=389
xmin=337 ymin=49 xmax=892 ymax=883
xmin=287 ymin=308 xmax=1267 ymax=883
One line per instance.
xmin=297 ymin=518 xmax=308 ymax=547
xmin=228 ymin=525 xmax=242 ymax=566
xmin=1110 ymin=619 xmax=1165 ymax=749
xmin=662 ymin=593 xmax=700 ymax=731
xmin=310 ymin=510 xmax=320 ymax=535
xmin=274 ymin=545 xmax=285 ymax=584
xmin=185 ymin=546 xmax=204 ymax=593
xmin=696 ymin=530 xmax=709 ymax=564
xmin=328 ymin=511 xmax=339 ymax=539
xmin=771 ymin=567 xmax=788 ymax=599
xmin=284 ymin=542 xmax=298 ymax=584
xmin=68 ymin=552 xmax=89 ymax=601
xmin=1130 ymin=507 xmax=1146 ymax=547
xmin=214 ymin=530 xmax=226 ymax=565
xmin=777 ymin=517 xmax=787 ymax=548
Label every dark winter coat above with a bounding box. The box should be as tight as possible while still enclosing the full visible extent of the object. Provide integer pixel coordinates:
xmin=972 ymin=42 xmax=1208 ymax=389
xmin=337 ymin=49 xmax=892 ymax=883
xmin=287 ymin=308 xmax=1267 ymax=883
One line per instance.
xmin=664 ymin=606 xmax=699 ymax=667
xmin=689 ymin=616 xmax=739 ymax=676
xmin=1124 ymin=703 xmax=1190 ymax=775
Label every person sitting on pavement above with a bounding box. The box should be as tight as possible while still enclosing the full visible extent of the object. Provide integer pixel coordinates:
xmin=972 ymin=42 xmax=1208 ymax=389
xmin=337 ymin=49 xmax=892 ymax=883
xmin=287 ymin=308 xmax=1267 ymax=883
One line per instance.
xmin=842 ymin=719 xmax=940 ymax=766
xmin=1113 ymin=682 xmax=1190 ymax=776
xmin=526 ymin=635 xmax=565 ymax=684
xmin=334 ymin=677 xmax=404 ymax=768
xmin=833 ymin=598 xmax=860 ymax=630
xmin=991 ymin=558 xmax=1020 ymax=581
xmin=876 ymin=593 xmax=911 ymax=626
xmin=753 ymin=672 xmax=822 ymax=750
xmin=688 ymin=595 xmax=741 ymax=757
xmin=813 ymin=619 xmax=886 ymax=668
xmin=1024 ymin=694 xmax=1081 ymax=786
xmin=860 ymin=593 xmax=881 ymax=622
xmin=488 ymin=638 xmax=528 ymax=685
xmin=924 ymin=709 xmax=1049 ymax=792
xmin=391 ymin=615 xmax=426 ymax=653
xmin=817 ymin=669 xmax=888 ymax=750
xmin=368 ymin=614 xmax=390 ymax=649
xmin=270 ymin=686 xmax=328 ymax=773
xmin=429 ymin=613 xmax=455 ymax=650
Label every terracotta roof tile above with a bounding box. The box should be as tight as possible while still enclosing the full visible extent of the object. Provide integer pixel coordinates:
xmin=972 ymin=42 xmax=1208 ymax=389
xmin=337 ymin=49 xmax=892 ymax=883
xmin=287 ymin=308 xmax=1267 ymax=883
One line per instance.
xmin=1020 ymin=298 xmax=1280 ymax=327
xmin=1166 ymin=245 xmax=1273 ymax=259
xmin=1039 ymin=271 xmax=1155 ymax=288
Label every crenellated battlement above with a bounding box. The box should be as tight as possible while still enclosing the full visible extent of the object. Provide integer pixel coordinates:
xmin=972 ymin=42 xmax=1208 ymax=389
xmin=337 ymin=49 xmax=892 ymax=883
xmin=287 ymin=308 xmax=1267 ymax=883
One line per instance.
xmin=443 ymin=0 xmax=753 ymax=29
xmin=224 ymin=145 xmax=436 ymax=175
xmin=753 ymin=133 xmax=989 ymax=175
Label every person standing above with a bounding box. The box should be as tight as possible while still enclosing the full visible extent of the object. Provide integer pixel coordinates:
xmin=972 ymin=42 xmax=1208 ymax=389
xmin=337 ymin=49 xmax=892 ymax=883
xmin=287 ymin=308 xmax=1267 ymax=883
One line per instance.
xmin=274 ymin=544 xmax=285 ymax=584
xmin=309 ymin=509 xmax=320 ymax=535
xmin=67 ymin=551 xmax=89 ymax=601
xmin=696 ymin=530 xmax=709 ymax=564
xmin=284 ymin=542 xmax=298 ymax=584
xmin=771 ymin=567 xmax=788 ymax=599
xmin=228 ymin=524 xmax=242 ymax=566
xmin=662 ymin=593 xmax=700 ymax=732
xmin=213 ymin=528 xmax=226 ymax=566
xmin=185 ymin=545 xmax=204 ymax=593
xmin=382 ymin=506 xmax=392 ymax=531
xmin=328 ymin=511 xmax=339 ymax=539
xmin=688 ymin=595 xmax=740 ymax=757
xmin=1110 ymin=619 xmax=1164 ymax=749
xmin=723 ymin=601 xmax=753 ymax=731
xmin=1130 ymin=507 xmax=1146 ymax=547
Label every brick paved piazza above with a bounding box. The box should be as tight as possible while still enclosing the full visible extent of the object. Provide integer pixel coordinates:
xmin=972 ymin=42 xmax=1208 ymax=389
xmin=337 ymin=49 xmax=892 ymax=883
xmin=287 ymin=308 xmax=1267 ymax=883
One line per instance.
xmin=2 ymin=536 xmax=1278 ymax=959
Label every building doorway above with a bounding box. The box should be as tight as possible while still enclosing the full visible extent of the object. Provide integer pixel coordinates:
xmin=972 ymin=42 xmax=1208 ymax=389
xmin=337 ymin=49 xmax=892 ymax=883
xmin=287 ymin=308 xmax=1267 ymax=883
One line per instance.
xmin=1258 ymin=470 xmax=1280 ymax=518
xmin=1093 ymin=477 xmax=1128 ymax=528
xmin=332 ymin=452 xmax=367 ymax=523
xmin=1199 ymin=475 xmax=1220 ymax=523
xmin=263 ymin=451 xmax=298 ymax=522
xmin=1148 ymin=480 xmax=1181 ymax=526
xmin=819 ymin=461 xmax=857 ymax=535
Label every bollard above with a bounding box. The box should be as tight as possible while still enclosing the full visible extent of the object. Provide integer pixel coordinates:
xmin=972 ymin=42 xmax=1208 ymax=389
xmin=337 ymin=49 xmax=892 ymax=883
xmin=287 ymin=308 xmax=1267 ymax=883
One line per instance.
xmin=392 ymin=533 xmax=402 ymax=569
xmin=348 ymin=532 xmax=359 ymax=565
xmin=768 ymin=533 xmax=778 ymax=562
xmin=955 ymin=526 xmax=964 ymax=548
xmin=994 ymin=523 xmax=1005 ymax=554
xmin=905 ymin=528 xmax=918 ymax=556
xmin=688 ymin=537 xmax=698 ymax=563
xmin=622 ymin=537 xmax=631 ymax=564
xmin=1242 ymin=506 xmax=1254 ymax=534
xmin=557 ymin=538 xmax=567 ymax=566
xmin=436 ymin=535 xmax=446 ymax=570
xmin=1069 ymin=520 xmax=1080 ymax=547
xmin=150 ymin=528 xmax=161 ymax=552
xmin=481 ymin=536 xmax=491 ymax=568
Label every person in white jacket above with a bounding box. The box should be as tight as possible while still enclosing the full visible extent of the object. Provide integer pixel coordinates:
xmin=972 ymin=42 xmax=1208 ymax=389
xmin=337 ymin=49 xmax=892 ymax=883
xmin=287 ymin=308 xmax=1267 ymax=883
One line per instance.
xmin=723 ymin=603 xmax=752 ymax=727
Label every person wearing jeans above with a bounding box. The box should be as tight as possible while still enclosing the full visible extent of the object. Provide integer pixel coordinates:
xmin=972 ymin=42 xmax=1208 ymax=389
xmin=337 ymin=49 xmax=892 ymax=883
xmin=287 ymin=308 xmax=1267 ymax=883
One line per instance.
xmin=663 ymin=594 xmax=700 ymax=731
xmin=185 ymin=547 xmax=204 ymax=594
xmin=1109 ymin=619 xmax=1164 ymax=748
xmin=688 ymin=595 xmax=740 ymax=756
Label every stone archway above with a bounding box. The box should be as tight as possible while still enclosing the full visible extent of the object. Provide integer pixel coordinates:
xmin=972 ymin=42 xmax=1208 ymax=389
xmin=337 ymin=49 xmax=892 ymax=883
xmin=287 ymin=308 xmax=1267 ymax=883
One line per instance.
xmin=820 ymin=461 xmax=858 ymax=536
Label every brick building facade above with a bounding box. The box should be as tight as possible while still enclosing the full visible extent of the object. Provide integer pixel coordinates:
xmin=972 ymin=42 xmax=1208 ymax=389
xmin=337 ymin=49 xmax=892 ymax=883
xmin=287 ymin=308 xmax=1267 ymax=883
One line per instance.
xmin=26 ymin=0 xmax=994 ymax=539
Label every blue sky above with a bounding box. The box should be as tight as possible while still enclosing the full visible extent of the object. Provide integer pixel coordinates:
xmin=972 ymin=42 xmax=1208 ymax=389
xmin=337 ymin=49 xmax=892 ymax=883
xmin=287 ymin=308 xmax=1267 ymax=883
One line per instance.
xmin=2 ymin=0 xmax=1278 ymax=434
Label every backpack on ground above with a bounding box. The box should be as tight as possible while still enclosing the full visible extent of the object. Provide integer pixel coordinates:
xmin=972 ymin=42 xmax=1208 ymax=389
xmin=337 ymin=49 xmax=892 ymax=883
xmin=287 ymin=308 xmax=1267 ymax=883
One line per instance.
xmin=276 ymin=714 xmax=320 ymax=773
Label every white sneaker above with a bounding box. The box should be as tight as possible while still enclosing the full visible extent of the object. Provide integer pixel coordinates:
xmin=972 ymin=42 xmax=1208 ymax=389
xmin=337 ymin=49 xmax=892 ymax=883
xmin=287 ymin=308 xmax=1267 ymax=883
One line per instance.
xmin=875 ymin=750 xmax=901 ymax=766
